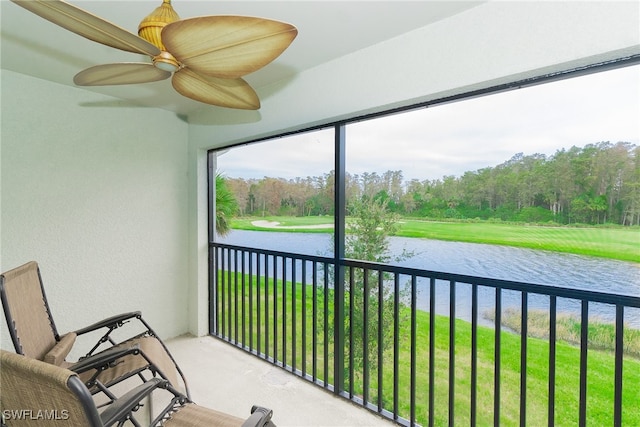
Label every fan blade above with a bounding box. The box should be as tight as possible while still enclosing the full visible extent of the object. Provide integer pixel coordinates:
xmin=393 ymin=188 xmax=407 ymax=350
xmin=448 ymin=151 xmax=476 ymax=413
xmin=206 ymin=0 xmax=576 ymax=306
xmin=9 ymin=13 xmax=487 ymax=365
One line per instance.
xmin=172 ymin=68 xmax=260 ymax=110
xmin=10 ymin=0 xmax=160 ymax=56
xmin=162 ymin=16 xmax=297 ymax=79
xmin=74 ymin=63 xmax=170 ymax=86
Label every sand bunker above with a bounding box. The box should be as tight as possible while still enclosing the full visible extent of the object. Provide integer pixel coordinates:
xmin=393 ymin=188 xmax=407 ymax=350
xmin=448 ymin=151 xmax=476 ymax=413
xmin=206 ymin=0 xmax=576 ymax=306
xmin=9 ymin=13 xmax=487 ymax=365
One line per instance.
xmin=252 ymin=220 xmax=333 ymax=229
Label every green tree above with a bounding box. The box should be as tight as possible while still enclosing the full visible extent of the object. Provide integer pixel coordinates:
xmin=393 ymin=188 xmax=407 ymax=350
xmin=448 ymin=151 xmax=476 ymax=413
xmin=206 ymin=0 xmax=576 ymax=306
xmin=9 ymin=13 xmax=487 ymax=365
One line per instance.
xmin=215 ymin=173 xmax=238 ymax=236
xmin=342 ymin=196 xmax=412 ymax=384
xmin=224 ymin=142 xmax=638 ymax=226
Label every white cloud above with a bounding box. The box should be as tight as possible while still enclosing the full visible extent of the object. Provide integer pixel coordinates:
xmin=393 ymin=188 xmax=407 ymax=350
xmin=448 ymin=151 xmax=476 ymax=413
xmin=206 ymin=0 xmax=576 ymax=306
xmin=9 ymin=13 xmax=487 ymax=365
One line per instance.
xmin=218 ymin=65 xmax=639 ymax=181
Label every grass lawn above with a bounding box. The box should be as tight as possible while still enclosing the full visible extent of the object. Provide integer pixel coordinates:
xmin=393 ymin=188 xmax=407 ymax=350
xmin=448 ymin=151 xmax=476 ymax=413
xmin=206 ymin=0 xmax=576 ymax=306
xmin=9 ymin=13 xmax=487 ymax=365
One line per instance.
xmin=397 ymin=220 xmax=640 ymax=263
xmin=229 ymin=216 xmax=640 ymax=262
xmin=215 ymin=274 xmax=640 ymax=426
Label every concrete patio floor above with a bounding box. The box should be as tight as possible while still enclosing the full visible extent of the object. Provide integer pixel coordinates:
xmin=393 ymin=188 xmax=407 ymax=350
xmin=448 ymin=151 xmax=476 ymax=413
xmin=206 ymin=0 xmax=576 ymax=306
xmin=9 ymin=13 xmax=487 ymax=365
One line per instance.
xmin=165 ymin=334 xmax=395 ymax=427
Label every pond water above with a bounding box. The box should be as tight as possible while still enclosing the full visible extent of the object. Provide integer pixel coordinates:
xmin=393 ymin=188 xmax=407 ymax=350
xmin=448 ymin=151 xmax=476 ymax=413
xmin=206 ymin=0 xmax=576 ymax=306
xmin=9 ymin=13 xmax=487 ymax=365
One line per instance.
xmin=218 ymin=230 xmax=640 ymax=328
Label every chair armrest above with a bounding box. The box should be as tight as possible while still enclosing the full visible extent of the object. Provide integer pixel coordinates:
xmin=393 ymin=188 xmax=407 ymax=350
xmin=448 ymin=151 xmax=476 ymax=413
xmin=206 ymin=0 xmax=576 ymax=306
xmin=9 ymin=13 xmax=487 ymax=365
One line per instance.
xmin=44 ymin=332 xmax=77 ymax=366
xmin=242 ymin=406 xmax=274 ymax=427
xmin=68 ymin=345 xmax=140 ymax=374
xmin=99 ymin=378 xmax=166 ymax=426
xmin=74 ymin=311 xmax=142 ymax=335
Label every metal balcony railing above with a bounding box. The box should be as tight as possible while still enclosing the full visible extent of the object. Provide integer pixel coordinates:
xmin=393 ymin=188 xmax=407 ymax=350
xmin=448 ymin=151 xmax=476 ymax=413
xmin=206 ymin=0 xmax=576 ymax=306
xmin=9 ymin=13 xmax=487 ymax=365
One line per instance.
xmin=209 ymin=242 xmax=640 ymax=427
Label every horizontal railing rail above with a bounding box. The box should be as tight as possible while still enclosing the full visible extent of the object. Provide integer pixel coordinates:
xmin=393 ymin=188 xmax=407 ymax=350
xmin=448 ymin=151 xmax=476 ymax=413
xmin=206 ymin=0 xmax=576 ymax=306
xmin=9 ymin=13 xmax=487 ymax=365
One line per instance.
xmin=210 ymin=242 xmax=640 ymax=427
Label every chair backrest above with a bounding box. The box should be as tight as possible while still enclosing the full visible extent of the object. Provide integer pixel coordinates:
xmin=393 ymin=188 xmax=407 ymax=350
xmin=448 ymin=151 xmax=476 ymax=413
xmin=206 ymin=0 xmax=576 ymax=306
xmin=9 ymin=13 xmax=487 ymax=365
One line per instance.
xmin=0 ymin=261 xmax=58 ymax=360
xmin=0 ymin=350 xmax=103 ymax=426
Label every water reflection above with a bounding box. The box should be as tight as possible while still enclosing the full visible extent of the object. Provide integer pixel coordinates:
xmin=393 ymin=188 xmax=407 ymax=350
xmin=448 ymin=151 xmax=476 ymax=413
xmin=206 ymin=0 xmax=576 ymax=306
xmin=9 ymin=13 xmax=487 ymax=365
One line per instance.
xmin=218 ymin=230 xmax=640 ymax=327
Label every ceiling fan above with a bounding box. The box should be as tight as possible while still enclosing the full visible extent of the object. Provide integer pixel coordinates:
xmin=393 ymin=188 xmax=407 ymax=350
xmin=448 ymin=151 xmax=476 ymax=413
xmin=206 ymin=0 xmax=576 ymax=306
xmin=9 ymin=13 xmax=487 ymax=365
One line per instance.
xmin=10 ymin=0 xmax=298 ymax=110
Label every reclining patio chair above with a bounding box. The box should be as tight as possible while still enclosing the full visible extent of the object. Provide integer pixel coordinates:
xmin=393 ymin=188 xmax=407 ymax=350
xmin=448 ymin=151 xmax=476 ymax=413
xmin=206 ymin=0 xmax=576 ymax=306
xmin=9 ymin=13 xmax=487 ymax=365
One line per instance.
xmin=0 ymin=261 xmax=189 ymax=401
xmin=0 ymin=349 xmax=275 ymax=427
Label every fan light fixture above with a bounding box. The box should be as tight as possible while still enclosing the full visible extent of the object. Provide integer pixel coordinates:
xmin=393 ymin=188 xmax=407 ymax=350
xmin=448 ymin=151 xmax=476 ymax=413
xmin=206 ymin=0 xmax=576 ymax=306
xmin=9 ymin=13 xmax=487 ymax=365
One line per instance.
xmin=153 ymin=51 xmax=180 ymax=72
xmin=11 ymin=0 xmax=298 ymax=110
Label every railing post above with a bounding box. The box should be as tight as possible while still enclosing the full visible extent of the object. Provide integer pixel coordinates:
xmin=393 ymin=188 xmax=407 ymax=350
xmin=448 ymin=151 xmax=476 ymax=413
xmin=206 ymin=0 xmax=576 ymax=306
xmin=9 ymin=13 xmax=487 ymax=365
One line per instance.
xmin=333 ymin=123 xmax=346 ymax=395
xmin=207 ymin=241 xmax=640 ymax=427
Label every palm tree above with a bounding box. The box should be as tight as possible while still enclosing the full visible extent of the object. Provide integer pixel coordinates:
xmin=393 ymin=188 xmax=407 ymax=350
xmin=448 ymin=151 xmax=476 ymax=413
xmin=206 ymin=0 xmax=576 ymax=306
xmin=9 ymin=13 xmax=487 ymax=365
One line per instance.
xmin=215 ymin=173 xmax=238 ymax=237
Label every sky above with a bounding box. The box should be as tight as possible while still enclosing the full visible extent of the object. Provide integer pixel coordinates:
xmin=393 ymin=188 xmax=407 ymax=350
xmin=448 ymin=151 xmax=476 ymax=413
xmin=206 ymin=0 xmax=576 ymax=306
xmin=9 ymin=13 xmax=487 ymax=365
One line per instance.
xmin=217 ymin=65 xmax=639 ymax=182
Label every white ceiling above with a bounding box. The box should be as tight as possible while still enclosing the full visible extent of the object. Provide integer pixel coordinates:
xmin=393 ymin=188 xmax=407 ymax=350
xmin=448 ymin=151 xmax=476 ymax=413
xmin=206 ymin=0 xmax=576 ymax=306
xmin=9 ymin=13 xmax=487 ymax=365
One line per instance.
xmin=1 ymin=0 xmax=483 ymax=115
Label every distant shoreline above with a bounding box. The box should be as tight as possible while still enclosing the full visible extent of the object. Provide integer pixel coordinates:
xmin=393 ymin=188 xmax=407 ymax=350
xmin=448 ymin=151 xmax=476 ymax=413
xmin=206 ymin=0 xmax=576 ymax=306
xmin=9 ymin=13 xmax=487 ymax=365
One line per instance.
xmin=230 ymin=216 xmax=640 ymax=263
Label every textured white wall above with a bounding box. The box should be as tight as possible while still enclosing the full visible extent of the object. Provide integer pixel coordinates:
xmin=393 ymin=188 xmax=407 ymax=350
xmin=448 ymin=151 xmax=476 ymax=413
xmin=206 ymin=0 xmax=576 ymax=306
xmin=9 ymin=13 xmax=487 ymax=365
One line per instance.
xmin=0 ymin=71 xmax=190 ymax=350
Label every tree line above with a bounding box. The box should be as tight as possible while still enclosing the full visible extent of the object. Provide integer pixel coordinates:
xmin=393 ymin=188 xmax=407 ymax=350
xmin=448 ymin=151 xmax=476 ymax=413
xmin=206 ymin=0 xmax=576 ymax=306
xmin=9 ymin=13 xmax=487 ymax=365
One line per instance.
xmin=224 ymin=141 xmax=640 ymax=226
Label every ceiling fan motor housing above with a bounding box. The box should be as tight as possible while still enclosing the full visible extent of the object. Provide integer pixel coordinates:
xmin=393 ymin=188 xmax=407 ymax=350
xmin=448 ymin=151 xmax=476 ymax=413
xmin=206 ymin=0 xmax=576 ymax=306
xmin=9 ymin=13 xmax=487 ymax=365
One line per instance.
xmin=139 ymin=0 xmax=180 ymax=71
